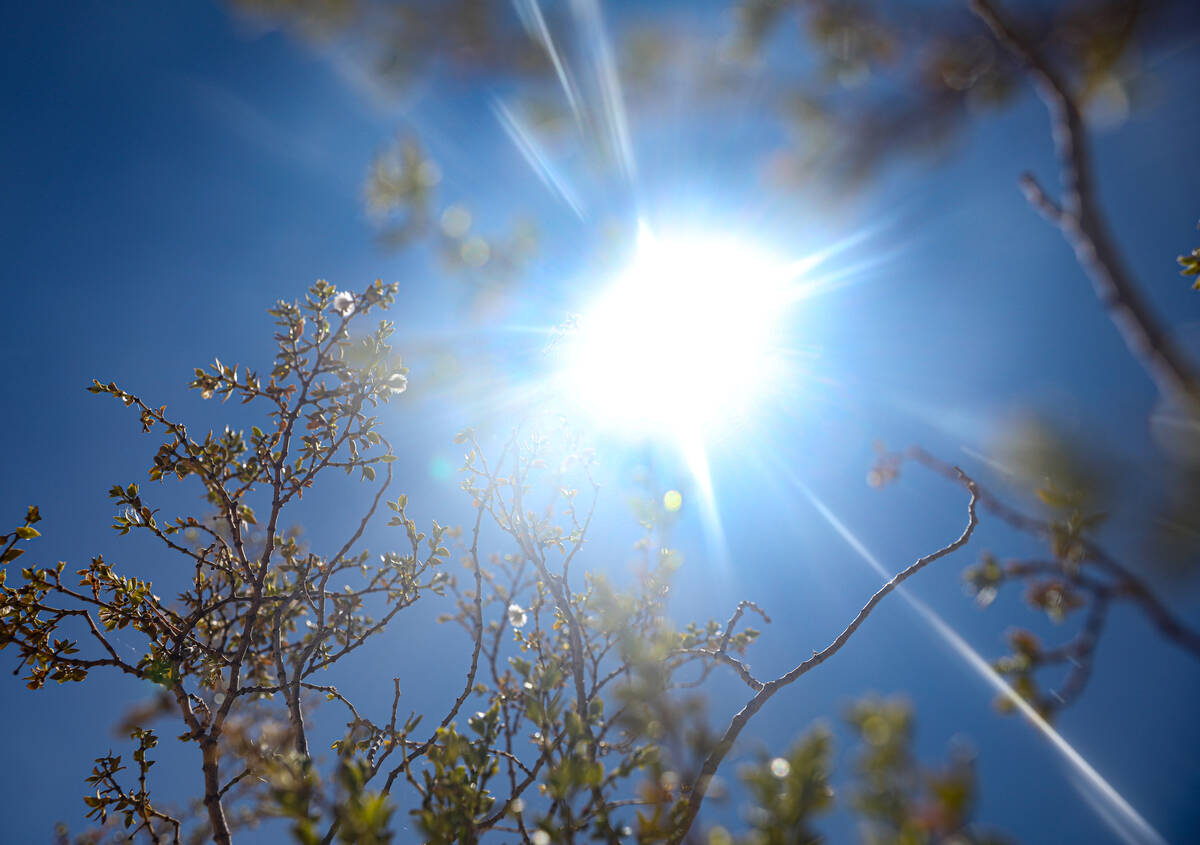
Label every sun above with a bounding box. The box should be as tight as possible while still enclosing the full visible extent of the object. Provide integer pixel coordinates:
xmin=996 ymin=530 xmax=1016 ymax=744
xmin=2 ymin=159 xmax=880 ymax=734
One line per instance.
xmin=563 ymin=229 xmax=794 ymax=439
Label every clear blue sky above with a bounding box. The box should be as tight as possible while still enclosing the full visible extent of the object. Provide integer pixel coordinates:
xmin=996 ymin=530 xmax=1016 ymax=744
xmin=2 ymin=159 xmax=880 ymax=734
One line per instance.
xmin=2 ymin=1 xmax=1199 ymax=842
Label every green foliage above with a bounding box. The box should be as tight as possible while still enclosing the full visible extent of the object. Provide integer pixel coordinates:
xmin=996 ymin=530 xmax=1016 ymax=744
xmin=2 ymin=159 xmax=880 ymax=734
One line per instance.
xmin=699 ymin=700 xmax=1005 ymax=845
xmin=412 ymin=717 xmax=500 ymax=844
xmin=1179 ymin=221 xmax=1200 ymax=289
xmin=82 ymin=727 xmax=180 ymax=841
xmin=261 ymin=747 xmax=395 ymax=845
xmin=0 ymin=504 xmax=40 ymax=564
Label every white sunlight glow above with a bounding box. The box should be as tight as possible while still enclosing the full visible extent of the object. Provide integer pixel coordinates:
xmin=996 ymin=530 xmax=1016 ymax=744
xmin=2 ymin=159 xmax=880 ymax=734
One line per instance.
xmin=566 ymin=229 xmax=791 ymax=438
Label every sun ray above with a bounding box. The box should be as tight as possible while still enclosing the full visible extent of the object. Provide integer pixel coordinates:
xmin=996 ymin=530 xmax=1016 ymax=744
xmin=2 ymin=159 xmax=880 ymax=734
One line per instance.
xmin=798 ymin=484 xmax=1167 ymax=845
xmin=681 ymin=430 xmax=731 ymax=575
xmin=492 ymin=99 xmax=586 ymax=219
xmin=512 ymin=0 xmax=586 ymax=131
xmin=571 ymin=0 xmax=637 ymax=185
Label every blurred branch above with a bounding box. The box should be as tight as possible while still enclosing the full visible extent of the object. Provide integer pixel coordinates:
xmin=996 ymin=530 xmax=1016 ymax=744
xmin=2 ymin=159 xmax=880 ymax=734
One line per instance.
xmin=1046 ymin=586 xmax=1108 ymax=709
xmin=906 ymin=445 xmax=1200 ymax=660
xmin=969 ymin=0 xmax=1200 ymax=405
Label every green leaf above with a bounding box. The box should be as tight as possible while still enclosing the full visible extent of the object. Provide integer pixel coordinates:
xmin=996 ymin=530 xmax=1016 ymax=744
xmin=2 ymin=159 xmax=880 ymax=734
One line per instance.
xmin=14 ymin=526 xmax=40 ymax=540
xmin=1034 ymin=486 xmax=1081 ymax=509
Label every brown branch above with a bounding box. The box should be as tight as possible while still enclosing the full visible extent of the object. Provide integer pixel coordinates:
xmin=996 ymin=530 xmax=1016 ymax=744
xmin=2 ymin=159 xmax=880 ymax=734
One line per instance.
xmin=1018 ymin=173 xmax=1064 ymax=224
xmin=673 ymin=648 xmax=764 ymax=691
xmin=270 ymin=604 xmax=308 ymax=757
xmin=968 ymin=0 xmax=1200 ymax=403
xmin=379 ymin=438 xmax=509 ymax=798
xmin=508 ymin=443 xmax=618 ymax=839
xmin=199 ymin=734 xmax=231 ymax=845
xmin=670 ymin=470 xmax=979 ymax=843
xmin=718 ymin=600 xmax=771 ymax=654
xmin=218 ymin=766 xmax=255 ymax=799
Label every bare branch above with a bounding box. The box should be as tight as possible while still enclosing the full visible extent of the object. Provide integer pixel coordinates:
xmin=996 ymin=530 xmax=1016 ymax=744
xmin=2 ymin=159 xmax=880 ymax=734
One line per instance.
xmin=672 ymin=470 xmax=979 ymax=842
xmin=1018 ymin=173 xmax=1064 ymax=224
xmin=968 ymin=0 xmax=1200 ymax=403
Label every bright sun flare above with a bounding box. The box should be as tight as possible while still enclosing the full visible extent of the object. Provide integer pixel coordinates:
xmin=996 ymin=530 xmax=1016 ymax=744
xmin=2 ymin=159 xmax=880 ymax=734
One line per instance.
xmin=565 ymin=231 xmax=793 ymax=437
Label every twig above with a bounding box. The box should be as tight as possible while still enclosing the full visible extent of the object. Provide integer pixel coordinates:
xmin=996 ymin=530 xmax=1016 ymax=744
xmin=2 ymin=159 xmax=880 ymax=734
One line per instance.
xmin=670 ymin=470 xmax=979 ymax=842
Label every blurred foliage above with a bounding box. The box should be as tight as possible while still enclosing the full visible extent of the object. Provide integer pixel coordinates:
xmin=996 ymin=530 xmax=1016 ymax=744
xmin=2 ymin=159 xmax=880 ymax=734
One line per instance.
xmin=255 ymin=692 xmax=1011 ymax=845
xmin=994 ymin=399 xmax=1200 ymax=576
xmin=716 ymin=0 xmax=1182 ymax=185
xmin=231 ymin=0 xmax=551 ymax=82
xmin=731 ymin=728 xmax=834 ymax=845
xmin=229 ymin=0 xmax=1184 ymax=190
xmin=1149 ymin=394 xmax=1200 ymax=574
xmin=844 ymin=697 xmax=1007 ymax=845
xmin=698 ymin=697 xmax=1008 ymax=845
xmin=994 ymin=416 xmax=1112 ymax=568
xmin=221 ymin=0 xmax=1193 ymax=283
xmin=996 ymin=417 xmax=1111 ymax=515
xmin=1180 ymin=220 xmax=1200 ymax=289
xmin=364 ymin=134 xmax=539 ymax=297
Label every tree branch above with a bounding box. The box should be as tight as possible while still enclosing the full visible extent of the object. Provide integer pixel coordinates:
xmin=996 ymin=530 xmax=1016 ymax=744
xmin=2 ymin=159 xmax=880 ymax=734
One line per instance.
xmin=969 ymin=0 xmax=1200 ymax=404
xmin=671 ymin=470 xmax=979 ymax=842
xmin=907 ymin=445 xmax=1200 ymax=660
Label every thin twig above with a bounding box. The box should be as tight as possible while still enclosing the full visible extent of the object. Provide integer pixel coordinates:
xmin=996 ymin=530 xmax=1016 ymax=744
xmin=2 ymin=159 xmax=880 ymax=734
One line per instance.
xmin=671 ymin=470 xmax=979 ymax=842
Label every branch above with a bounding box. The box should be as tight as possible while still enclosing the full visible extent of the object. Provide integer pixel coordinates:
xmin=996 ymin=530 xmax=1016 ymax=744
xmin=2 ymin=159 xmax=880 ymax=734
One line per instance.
xmin=968 ymin=0 xmax=1200 ymax=403
xmin=1048 ymin=592 xmax=1109 ymax=709
xmin=907 ymin=446 xmax=1200 ymax=660
xmin=673 ymin=648 xmax=764 ymax=691
xmin=671 ymin=470 xmax=979 ymax=842
xmin=379 ymin=437 xmax=509 ymax=798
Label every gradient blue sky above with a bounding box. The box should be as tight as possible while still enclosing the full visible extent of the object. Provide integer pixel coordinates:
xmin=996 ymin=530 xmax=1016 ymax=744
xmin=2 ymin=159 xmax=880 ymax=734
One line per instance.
xmin=2 ymin=1 xmax=1200 ymax=842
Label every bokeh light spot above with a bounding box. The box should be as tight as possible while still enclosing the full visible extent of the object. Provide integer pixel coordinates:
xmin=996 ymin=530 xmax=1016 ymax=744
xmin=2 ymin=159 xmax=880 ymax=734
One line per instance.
xmin=663 ymin=489 xmax=683 ymax=512
xmin=429 ymin=456 xmax=454 ymax=482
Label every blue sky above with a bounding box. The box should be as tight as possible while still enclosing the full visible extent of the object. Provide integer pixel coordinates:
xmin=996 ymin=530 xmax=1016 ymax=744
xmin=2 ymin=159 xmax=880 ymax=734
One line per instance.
xmin=2 ymin=1 xmax=1200 ymax=842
